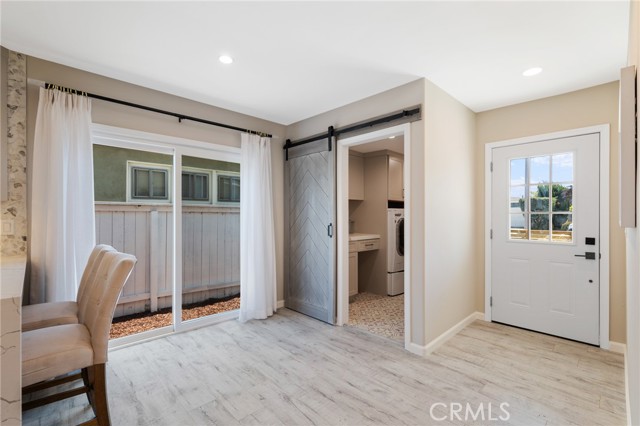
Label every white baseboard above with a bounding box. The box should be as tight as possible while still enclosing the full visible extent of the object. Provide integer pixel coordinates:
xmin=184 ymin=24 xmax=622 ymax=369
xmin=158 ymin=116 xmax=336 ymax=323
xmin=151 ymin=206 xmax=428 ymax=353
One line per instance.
xmin=410 ymin=311 xmax=483 ymax=357
xmin=609 ymin=341 xmax=627 ymax=354
xmin=277 ymin=299 xmax=285 ymax=309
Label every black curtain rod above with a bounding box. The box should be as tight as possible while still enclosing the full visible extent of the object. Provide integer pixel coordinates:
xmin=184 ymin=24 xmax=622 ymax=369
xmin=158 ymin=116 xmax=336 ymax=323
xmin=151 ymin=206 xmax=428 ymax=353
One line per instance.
xmin=44 ymin=82 xmax=273 ymax=138
xmin=284 ymin=106 xmax=421 ymax=149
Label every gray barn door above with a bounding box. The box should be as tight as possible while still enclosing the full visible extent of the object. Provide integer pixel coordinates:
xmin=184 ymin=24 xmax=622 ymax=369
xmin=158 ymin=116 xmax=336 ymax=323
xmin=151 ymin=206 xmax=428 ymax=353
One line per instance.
xmin=284 ymin=138 xmax=336 ymax=324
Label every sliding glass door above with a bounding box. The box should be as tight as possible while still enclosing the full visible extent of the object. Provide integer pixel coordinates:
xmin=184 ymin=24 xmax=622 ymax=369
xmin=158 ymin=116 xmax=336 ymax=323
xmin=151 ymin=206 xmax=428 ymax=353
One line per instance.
xmin=92 ymin=126 xmax=242 ymax=343
xmin=93 ymin=143 xmax=175 ymax=340
xmin=179 ymin=154 xmax=241 ymax=325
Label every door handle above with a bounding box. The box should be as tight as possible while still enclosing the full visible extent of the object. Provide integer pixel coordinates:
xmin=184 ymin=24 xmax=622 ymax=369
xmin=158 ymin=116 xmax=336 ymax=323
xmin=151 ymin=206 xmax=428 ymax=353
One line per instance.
xmin=575 ymin=252 xmax=596 ymax=260
xmin=327 ymin=223 xmax=333 ymax=238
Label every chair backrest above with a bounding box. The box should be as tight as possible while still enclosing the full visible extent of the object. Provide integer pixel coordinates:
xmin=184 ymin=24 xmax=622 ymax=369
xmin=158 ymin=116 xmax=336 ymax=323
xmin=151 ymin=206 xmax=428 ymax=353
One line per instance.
xmin=80 ymin=251 xmax=136 ymax=364
xmin=77 ymin=245 xmax=116 ymax=321
xmin=76 ymin=244 xmax=116 ymax=303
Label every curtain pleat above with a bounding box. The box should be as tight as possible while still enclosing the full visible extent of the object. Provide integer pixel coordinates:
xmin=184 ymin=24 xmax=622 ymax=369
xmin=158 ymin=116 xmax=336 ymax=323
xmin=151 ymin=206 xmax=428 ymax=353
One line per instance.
xmin=30 ymin=87 xmax=95 ymax=303
xmin=239 ymin=133 xmax=277 ymax=322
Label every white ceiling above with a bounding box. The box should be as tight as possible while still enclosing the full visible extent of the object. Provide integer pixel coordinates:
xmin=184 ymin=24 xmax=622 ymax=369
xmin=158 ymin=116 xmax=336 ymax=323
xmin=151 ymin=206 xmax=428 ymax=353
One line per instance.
xmin=0 ymin=1 xmax=630 ymax=125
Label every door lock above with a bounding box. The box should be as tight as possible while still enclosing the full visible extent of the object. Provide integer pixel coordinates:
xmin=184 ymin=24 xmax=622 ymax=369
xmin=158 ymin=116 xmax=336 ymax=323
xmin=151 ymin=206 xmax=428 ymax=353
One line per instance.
xmin=575 ymin=252 xmax=596 ymax=260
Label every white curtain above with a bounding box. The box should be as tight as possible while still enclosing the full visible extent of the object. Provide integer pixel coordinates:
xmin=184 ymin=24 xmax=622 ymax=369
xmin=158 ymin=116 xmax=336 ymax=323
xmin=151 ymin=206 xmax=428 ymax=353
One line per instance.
xmin=239 ymin=133 xmax=277 ymax=322
xmin=30 ymin=87 xmax=95 ymax=303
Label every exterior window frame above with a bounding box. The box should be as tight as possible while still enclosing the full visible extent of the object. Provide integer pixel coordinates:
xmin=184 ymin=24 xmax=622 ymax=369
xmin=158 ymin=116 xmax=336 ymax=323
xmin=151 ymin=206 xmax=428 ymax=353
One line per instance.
xmin=126 ymin=161 xmax=172 ymax=204
xmin=181 ymin=167 xmax=214 ymax=205
xmin=214 ymin=171 xmax=240 ymax=205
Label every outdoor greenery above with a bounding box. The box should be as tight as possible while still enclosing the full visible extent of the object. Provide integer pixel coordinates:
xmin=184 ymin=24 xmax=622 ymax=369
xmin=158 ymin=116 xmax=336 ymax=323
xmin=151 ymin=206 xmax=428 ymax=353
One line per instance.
xmin=519 ymin=184 xmax=573 ymax=231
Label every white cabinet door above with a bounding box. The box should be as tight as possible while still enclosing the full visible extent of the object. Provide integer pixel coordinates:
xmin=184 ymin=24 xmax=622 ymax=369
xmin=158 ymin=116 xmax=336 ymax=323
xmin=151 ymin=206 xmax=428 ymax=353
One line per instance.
xmin=349 ymin=155 xmax=364 ymax=200
xmin=349 ymin=252 xmax=358 ymax=296
xmin=491 ymin=133 xmax=600 ymax=345
xmin=388 ymin=156 xmax=403 ymax=201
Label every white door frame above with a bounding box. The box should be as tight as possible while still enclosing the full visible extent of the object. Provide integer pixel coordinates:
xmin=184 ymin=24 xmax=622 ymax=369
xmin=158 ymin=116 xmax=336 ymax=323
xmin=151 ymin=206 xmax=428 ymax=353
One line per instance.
xmin=336 ymin=123 xmax=412 ymax=351
xmin=484 ymin=124 xmax=610 ymax=349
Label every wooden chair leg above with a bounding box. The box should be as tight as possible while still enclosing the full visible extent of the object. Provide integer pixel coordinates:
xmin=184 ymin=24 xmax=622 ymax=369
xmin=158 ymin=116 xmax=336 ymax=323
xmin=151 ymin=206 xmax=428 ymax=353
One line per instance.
xmin=91 ymin=364 xmax=111 ymax=426
xmin=81 ymin=367 xmax=95 ymax=408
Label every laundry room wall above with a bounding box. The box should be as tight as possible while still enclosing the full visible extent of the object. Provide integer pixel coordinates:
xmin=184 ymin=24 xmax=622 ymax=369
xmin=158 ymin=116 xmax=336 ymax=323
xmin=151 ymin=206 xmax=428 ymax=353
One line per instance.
xmin=475 ymin=81 xmax=624 ymax=344
xmin=423 ymin=79 xmax=477 ymax=345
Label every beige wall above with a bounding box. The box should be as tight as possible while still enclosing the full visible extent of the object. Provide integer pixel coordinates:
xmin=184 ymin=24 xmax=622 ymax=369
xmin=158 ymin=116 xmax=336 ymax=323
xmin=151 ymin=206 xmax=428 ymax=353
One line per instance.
xmin=625 ymin=1 xmax=640 ymax=424
xmin=286 ymin=79 xmax=428 ymax=346
xmin=24 ymin=55 xmax=287 ymax=301
xmin=476 ymin=81 xmax=625 ymax=343
xmin=424 ymin=80 xmax=478 ymax=343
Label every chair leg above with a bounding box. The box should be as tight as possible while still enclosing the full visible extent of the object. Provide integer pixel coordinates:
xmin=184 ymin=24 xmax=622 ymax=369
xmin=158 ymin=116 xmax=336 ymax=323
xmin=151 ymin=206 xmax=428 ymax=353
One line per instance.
xmin=81 ymin=367 xmax=95 ymax=408
xmin=87 ymin=364 xmax=110 ymax=426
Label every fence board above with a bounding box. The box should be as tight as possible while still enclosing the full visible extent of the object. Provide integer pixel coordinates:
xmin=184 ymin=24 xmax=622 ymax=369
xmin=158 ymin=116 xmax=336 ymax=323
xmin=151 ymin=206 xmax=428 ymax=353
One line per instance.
xmin=95 ymin=204 xmax=240 ymax=317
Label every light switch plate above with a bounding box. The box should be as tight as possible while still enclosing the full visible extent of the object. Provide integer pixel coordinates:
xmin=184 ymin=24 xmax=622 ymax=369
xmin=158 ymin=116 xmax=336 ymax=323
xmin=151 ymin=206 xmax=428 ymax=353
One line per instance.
xmin=1 ymin=219 xmax=14 ymax=236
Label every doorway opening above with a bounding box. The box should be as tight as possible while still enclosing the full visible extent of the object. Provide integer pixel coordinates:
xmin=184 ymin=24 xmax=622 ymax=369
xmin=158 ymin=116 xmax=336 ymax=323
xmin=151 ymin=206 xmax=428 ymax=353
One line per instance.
xmin=337 ymin=123 xmax=411 ymax=350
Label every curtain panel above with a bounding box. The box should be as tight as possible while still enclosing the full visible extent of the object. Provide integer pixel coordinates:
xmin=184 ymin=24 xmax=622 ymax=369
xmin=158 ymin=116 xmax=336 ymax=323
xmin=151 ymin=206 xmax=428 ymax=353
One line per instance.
xmin=30 ymin=87 xmax=95 ymax=303
xmin=239 ymin=133 xmax=277 ymax=322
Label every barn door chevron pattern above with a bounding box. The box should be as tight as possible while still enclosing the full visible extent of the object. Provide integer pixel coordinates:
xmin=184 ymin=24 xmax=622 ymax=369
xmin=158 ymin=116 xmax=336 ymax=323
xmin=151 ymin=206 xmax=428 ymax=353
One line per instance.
xmin=285 ymin=145 xmax=336 ymax=324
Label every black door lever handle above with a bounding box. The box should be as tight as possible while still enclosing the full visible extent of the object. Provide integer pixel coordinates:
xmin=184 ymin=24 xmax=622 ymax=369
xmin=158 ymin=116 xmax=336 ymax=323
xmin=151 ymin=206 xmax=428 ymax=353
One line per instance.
xmin=575 ymin=252 xmax=596 ymax=260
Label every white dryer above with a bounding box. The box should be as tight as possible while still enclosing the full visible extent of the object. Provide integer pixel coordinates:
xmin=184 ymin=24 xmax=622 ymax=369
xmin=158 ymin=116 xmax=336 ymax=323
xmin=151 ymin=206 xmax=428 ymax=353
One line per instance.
xmin=387 ymin=208 xmax=404 ymax=296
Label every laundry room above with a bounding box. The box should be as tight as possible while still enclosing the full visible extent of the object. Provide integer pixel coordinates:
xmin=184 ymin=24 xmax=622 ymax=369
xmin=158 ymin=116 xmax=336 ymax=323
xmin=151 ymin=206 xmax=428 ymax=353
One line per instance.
xmin=347 ymin=135 xmax=405 ymax=341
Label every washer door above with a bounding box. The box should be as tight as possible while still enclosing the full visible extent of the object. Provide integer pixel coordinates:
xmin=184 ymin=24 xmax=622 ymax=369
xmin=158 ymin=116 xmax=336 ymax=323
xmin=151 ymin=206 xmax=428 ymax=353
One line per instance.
xmin=396 ymin=217 xmax=404 ymax=257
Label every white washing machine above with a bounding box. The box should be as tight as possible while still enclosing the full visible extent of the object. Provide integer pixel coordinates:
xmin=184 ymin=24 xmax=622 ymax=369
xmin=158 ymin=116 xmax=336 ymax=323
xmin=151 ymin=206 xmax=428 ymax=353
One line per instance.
xmin=387 ymin=208 xmax=404 ymax=296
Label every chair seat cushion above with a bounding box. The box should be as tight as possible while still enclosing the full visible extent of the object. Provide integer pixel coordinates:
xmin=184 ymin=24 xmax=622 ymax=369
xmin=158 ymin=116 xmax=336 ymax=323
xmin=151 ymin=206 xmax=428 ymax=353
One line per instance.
xmin=22 ymin=324 xmax=93 ymax=387
xmin=22 ymin=301 xmax=78 ymax=332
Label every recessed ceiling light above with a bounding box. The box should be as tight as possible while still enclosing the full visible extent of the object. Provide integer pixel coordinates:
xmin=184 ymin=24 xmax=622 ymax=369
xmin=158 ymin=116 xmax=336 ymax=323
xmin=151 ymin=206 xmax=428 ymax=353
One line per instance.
xmin=219 ymin=55 xmax=233 ymax=65
xmin=522 ymin=67 xmax=542 ymax=77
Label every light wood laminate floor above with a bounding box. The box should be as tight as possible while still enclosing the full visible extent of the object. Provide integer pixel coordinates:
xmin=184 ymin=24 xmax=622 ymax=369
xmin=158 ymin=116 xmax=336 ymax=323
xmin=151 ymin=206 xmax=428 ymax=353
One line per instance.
xmin=23 ymin=309 xmax=625 ymax=425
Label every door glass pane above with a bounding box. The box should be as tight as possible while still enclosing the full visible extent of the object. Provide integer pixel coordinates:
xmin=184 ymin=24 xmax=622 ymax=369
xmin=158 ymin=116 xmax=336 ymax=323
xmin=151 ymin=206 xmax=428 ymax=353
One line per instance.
xmin=529 ymin=185 xmax=549 ymax=212
xmin=92 ymin=145 xmax=174 ymax=340
xmin=182 ymin=155 xmax=240 ymax=323
xmin=552 ymin=153 xmax=573 ymax=183
xmin=552 ymin=184 xmax=573 ymax=212
xmin=530 ymin=214 xmax=550 ymax=241
xmin=510 ymin=213 xmax=528 ymax=240
xmin=530 ymin=156 xmax=550 ymax=184
xmin=510 ymin=158 xmax=526 ymax=185
xmin=552 ymin=214 xmax=573 ymax=242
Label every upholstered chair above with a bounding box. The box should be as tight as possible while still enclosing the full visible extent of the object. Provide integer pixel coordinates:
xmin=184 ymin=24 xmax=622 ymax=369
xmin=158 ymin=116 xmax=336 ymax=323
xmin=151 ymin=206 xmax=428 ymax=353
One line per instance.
xmin=22 ymin=250 xmax=136 ymax=426
xmin=22 ymin=244 xmax=116 ymax=331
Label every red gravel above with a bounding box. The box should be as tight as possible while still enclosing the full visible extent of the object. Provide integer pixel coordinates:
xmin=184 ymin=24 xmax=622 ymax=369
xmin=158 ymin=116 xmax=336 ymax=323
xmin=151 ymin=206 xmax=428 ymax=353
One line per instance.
xmin=109 ymin=295 xmax=240 ymax=339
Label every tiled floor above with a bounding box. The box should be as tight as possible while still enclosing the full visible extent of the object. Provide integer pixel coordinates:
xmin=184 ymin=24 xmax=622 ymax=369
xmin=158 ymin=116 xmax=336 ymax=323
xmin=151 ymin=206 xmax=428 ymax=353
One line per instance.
xmin=348 ymin=292 xmax=404 ymax=341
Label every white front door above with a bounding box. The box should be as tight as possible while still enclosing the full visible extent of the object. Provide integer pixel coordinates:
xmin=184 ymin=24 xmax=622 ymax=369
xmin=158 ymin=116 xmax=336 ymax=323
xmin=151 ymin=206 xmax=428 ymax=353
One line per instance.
xmin=491 ymin=133 xmax=600 ymax=345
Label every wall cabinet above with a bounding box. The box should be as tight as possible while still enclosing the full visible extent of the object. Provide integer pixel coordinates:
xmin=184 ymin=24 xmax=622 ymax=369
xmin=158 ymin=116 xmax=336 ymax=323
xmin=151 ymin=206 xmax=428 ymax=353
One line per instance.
xmin=349 ymin=155 xmax=364 ymax=200
xmin=388 ymin=156 xmax=404 ymax=201
xmin=349 ymin=252 xmax=358 ymax=296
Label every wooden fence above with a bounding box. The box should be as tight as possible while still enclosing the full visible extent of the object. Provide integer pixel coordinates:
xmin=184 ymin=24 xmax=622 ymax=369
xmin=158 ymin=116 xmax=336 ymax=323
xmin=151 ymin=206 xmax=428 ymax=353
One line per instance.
xmin=95 ymin=203 xmax=240 ymax=318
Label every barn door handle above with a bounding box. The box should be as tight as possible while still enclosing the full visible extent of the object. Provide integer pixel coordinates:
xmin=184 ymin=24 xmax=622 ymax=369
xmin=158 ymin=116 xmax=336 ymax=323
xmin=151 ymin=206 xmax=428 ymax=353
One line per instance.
xmin=327 ymin=223 xmax=333 ymax=238
xmin=575 ymin=252 xmax=596 ymax=260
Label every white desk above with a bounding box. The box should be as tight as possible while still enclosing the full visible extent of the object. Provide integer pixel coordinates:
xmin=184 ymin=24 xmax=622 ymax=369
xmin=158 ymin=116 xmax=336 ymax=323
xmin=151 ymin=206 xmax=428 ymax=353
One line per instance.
xmin=1 ymin=255 xmax=26 ymax=426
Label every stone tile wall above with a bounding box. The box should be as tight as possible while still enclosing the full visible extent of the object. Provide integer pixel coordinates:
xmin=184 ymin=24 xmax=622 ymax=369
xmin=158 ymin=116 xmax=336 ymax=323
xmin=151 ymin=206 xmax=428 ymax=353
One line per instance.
xmin=1 ymin=51 xmax=27 ymax=256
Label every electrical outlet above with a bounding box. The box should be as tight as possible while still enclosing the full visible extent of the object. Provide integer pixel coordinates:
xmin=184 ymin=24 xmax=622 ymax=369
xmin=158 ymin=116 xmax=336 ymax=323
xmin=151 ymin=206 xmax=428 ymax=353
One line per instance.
xmin=1 ymin=219 xmax=15 ymax=236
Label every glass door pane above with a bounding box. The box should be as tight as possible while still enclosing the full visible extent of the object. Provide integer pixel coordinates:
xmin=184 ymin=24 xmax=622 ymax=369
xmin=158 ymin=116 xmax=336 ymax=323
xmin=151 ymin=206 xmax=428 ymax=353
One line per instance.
xmin=181 ymin=155 xmax=240 ymax=323
xmin=93 ymin=144 xmax=174 ymax=340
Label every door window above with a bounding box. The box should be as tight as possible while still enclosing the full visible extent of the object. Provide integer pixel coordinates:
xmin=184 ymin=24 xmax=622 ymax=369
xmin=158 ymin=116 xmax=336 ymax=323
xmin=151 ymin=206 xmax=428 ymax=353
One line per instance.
xmin=509 ymin=153 xmax=574 ymax=243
